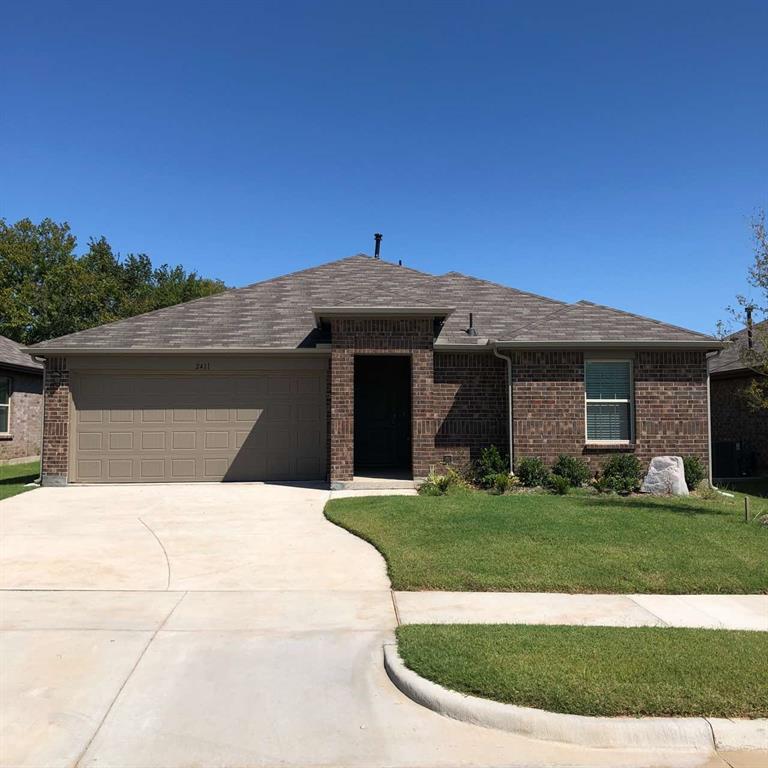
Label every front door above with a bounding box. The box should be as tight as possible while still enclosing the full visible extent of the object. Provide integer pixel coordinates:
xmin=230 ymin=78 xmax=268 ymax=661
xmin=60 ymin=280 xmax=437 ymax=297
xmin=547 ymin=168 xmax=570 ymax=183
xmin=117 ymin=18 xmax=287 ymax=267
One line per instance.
xmin=353 ymin=356 xmax=411 ymax=473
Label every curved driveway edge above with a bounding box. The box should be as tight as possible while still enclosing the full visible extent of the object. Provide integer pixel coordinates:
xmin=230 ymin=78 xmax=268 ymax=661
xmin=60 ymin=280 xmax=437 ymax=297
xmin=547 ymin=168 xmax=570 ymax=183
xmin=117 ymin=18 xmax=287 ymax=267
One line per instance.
xmin=383 ymin=643 xmax=767 ymax=752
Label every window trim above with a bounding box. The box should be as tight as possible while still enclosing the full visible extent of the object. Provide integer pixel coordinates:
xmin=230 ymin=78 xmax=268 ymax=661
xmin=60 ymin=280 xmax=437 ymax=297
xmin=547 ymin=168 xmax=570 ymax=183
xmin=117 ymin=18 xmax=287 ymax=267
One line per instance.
xmin=0 ymin=375 xmax=11 ymax=436
xmin=583 ymin=359 xmax=634 ymax=444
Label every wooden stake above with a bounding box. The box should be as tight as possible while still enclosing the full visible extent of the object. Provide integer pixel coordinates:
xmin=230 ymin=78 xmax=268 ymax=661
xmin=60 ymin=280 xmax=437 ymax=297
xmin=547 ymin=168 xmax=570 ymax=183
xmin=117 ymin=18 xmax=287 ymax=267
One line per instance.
xmin=745 ymin=496 xmax=750 ymax=523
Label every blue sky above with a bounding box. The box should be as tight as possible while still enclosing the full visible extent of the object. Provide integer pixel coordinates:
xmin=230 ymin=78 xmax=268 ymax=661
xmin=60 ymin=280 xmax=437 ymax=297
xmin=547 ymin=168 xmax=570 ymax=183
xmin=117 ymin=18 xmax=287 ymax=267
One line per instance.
xmin=2 ymin=1 xmax=766 ymax=334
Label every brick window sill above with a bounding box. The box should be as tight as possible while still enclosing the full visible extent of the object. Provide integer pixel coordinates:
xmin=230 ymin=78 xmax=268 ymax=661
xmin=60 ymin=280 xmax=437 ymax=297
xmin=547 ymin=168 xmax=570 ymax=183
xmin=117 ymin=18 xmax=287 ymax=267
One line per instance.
xmin=584 ymin=442 xmax=635 ymax=452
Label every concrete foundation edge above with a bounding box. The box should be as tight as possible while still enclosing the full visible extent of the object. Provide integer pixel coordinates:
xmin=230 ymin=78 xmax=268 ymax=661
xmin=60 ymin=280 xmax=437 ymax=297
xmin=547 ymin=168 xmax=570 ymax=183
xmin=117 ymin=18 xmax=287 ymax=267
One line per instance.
xmin=41 ymin=473 xmax=67 ymax=487
xmin=383 ymin=643 xmax=767 ymax=751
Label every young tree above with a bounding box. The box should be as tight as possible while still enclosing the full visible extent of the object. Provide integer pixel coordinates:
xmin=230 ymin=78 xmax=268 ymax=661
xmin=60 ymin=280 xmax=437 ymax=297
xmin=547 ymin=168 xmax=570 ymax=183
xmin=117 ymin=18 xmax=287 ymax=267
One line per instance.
xmin=725 ymin=211 xmax=768 ymax=411
xmin=0 ymin=217 xmax=226 ymax=345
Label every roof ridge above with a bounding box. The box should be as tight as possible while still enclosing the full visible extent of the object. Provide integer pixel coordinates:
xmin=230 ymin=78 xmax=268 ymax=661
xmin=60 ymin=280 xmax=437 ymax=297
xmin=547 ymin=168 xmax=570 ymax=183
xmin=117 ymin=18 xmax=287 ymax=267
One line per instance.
xmin=573 ymin=300 xmax=714 ymax=339
xmin=441 ymin=271 xmax=566 ymax=306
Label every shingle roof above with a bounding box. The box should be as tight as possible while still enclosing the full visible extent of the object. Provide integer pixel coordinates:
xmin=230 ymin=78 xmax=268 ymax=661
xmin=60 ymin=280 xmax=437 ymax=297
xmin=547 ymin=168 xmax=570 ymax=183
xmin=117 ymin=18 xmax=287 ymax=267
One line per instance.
xmin=709 ymin=320 xmax=767 ymax=375
xmin=0 ymin=335 xmax=43 ymax=372
xmin=501 ymin=300 xmax=715 ymax=344
xmin=26 ymin=255 xmax=719 ymax=352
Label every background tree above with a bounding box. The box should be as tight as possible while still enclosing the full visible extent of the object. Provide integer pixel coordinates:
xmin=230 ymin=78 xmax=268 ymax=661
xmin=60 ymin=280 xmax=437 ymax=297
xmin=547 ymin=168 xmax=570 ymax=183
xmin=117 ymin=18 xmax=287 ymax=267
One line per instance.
xmin=0 ymin=217 xmax=226 ymax=344
xmin=723 ymin=210 xmax=768 ymax=411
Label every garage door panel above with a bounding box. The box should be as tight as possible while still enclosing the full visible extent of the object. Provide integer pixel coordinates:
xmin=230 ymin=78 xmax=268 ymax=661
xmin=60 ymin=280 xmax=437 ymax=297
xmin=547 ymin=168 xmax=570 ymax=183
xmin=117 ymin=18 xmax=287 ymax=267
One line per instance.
xmin=77 ymin=459 xmax=102 ymax=480
xmin=108 ymin=409 xmax=134 ymax=423
xmin=171 ymin=458 xmax=196 ymax=479
xmin=141 ymin=432 xmax=166 ymax=450
xmin=140 ymin=458 xmax=166 ymax=479
xmin=141 ymin=409 xmax=166 ymax=423
xmin=108 ymin=432 xmax=134 ymax=450
xmin=78 ymin=432 xmax=103 ymax=451
xmin=204 ymin=431 xmax=229 ymax=449
xmin=107 ymin=459 xmax=133 ymax=480
xmin=172 ymin=431 xmax=196 ymax=450
xmin=72 ymin=370 xmax=326 ymax=483
xmin=172 ymin=408 xmax=197 ymax=423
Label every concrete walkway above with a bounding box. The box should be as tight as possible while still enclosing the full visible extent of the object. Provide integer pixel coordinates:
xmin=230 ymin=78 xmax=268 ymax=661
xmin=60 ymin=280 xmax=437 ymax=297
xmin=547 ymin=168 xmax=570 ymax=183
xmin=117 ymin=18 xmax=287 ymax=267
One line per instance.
xmin=6 ymin=484 xmax=750 ymax=768
xmin=394 ymin=591 xmax=768 ymax=630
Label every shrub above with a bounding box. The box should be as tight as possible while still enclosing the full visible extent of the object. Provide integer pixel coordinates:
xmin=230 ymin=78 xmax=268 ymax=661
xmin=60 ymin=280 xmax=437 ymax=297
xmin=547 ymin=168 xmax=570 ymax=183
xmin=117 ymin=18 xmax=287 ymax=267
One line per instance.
xmin=545 ymin=473 xmax=570 ymax=495
xmin=696 ymin=479 xmax=719 ymax=500
xmin=475 ymin=445 xmax=509 ymax=487
xmin=600 ymin=454 xmax=642 ymax=495
xmin=683 ymin=456 xmax=707 ymax=490
xmin=418 ymin=467 xmax=470 ymax=496
xmin=516 ymin=456 xmax=549 ymax=487
xmin=486 ymin=472 xmax=512 ymax=495
xmin=551 ymin=454 xmax=591 ymax=487
xmin=593 ymin=475 xmax=613 ymax=494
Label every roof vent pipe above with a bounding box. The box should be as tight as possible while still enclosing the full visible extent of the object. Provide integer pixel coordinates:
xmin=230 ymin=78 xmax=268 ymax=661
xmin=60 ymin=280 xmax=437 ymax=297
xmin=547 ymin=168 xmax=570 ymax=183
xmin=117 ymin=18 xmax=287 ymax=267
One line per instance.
xmin=467 ymin=312 xmax=478 ymax=336
xmin=374 ymin=233 xmax=382 ymax=259
xmin=746 ymin=305 xmax=754 ymax=349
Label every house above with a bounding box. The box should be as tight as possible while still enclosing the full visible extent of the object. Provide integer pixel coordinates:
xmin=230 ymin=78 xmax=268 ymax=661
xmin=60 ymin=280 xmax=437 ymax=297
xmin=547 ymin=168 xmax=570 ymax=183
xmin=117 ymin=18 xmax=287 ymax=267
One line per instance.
xmin=25 ymin=253 xmax=723 ymax=487
xmin=0 ymin=335 xmax=43 ymax=464
xmin=709 ymin=319 xmax=767 ymax=478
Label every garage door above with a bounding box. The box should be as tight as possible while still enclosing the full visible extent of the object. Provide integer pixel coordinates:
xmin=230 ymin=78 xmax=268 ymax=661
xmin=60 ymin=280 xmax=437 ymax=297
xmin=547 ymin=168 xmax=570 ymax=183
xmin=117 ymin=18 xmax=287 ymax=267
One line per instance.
xmin=70 ymin=370 xmax=326 ymax=482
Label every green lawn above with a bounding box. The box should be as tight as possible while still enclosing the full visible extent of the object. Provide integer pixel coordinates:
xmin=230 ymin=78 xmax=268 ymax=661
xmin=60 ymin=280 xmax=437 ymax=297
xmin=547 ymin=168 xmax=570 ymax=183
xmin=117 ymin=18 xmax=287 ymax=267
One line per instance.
xmin=0 ymin=461 xmax=40 ymax=501
xmin=397 ymin=624 xmax=768 ymax=718
xmin=325 ymin=490 xmax=768 ymax=593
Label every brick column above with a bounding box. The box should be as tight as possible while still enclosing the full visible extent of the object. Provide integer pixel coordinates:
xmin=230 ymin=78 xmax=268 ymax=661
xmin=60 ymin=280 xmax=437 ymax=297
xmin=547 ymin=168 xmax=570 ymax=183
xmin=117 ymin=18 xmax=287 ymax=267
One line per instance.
xmin=41 ymin=356 xmax=70 ymax=486
xmin=410 ymin=347 xmax=435 ymax=478
xmin=329 ymin=346 xmax=354 ymax=482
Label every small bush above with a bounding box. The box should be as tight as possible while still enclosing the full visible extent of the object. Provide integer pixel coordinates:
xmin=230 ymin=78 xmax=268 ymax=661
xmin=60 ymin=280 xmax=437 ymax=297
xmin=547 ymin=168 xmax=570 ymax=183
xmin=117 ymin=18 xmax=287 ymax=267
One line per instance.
xmin=419 ymin=467 xmax=470 ymax=496
xmin=545 ymin=473 xmax=571 ymax=495
xmin=600 ymin=454 xmax=642 ymax=495
xmin=683 ymin=456 xmax=707 ymax=490
xmin=475 ymin=445 xmax=509 ymax=487
xmin=696 ymin=479 xmax=719 ymax=500
xmin=593 ymin=475 xmax=613 ymax=494
xmin=516 ymin=456 xmax=549 ymax=487
xmin=486 ymin=472 xmax=512 ymax=495
xmin=551 ymin=454 xmax=591 ymax=487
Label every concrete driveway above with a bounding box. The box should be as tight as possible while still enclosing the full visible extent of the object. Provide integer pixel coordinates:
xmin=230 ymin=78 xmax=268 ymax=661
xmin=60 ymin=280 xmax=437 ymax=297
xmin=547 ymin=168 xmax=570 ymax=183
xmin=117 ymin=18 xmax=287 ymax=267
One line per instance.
xmin=0 ymin=485 xmax=737 ymax=768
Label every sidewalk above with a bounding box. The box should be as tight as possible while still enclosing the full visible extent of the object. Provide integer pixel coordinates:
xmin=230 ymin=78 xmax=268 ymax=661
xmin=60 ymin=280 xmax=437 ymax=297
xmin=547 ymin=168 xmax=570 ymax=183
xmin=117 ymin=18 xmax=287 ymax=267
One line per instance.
xmin=394 ymin=592 xmax=768 ymax=630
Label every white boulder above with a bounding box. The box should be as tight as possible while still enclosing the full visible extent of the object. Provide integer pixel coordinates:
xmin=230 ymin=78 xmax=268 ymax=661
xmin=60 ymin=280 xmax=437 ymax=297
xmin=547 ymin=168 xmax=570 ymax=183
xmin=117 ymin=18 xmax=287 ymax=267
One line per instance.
xmin=641 ymin=456 xmax=689 ymax=496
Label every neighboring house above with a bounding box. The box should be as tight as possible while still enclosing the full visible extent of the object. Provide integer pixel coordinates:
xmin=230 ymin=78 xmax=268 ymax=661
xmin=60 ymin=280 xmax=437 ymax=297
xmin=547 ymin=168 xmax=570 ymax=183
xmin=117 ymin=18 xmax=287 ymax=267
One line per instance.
xmin=0 ymin=335 xmax=43 ymax=464
xmin=25 ymin=254 xmax=723 ymax=487
xmin=709 ymin=319 xmax=768 ymax=478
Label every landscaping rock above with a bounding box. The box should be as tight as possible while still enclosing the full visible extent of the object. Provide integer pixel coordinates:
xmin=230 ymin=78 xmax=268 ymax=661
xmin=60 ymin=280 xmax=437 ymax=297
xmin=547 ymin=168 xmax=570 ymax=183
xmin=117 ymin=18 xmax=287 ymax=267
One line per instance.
xmin=641 ymin=456 xmax=689 ymax=496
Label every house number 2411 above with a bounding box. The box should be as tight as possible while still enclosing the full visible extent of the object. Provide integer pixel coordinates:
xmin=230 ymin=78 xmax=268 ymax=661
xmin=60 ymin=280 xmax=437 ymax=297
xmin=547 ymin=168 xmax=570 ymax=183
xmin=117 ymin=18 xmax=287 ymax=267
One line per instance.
xmin=195 ymin=362 xmax=211 ymax=371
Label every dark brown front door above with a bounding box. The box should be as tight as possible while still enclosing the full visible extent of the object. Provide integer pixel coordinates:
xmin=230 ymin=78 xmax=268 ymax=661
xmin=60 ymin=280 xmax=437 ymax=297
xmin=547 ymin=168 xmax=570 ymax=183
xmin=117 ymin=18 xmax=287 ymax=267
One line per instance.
xmin=354 ymin=356 xmax=411 ymax=472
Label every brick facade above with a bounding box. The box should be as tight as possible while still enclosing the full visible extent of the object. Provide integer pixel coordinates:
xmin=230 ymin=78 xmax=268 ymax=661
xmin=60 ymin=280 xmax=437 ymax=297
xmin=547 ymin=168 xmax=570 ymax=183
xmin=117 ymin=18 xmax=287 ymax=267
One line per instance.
xmin=432 ymin=351 xmax=508 ymax=470
xmin=0 ymin=368 xmax=43 ymax=463
xmin=41 ymin=357 xmax=70 ymax=485
xmin=510 ymin=349 xmax=709 ymax=470
xmin=710 ymin=374 xmax=768 ymax=476
xmin=329 ymin=317 xmax=435 ymax=484
xmin=39 ymin=341 xmax=711 ymax=486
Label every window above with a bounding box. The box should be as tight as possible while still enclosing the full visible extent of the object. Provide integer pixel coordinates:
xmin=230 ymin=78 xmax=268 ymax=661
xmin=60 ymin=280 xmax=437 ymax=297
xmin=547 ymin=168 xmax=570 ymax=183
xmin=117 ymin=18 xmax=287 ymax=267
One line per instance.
xmin=0 ymin=377 xmax=10 ymax=434
xmin=585 ymin=360 xmax=632 ymax=442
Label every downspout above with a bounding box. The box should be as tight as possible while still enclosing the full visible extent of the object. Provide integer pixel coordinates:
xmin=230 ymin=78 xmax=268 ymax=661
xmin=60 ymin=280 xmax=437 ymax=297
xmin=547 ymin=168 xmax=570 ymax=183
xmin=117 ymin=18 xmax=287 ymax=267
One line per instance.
xmin=493 ymin=346 xmax=514 ymax=473
xmin=38 ymin=359 xmax=46 ymax=485
xmin=706 ymin=368 xmax=713 ymax=487
xmin=706 ymin=364 xmax=732 ymax=495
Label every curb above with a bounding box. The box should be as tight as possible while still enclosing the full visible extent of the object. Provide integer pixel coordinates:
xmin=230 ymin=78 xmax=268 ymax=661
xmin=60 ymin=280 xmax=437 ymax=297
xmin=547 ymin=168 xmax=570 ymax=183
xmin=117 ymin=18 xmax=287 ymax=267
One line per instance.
xmin=383 ymin=644 xmax=767 ymax=751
